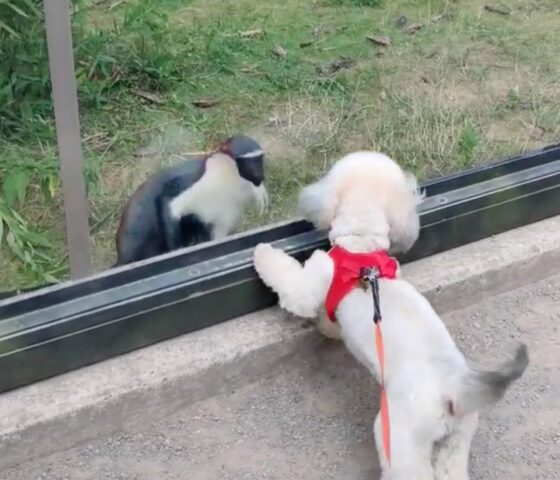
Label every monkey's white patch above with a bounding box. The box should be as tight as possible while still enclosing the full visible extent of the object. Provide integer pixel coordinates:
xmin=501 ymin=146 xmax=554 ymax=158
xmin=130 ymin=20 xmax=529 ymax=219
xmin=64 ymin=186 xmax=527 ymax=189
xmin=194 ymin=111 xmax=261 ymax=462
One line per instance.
xmin=169 ymin=153 xmax=260 ymax=238
xmin=237 ymin=149 xmax=264 ymax=159
xmin=252 ymin=183 xmax=269 ymax=214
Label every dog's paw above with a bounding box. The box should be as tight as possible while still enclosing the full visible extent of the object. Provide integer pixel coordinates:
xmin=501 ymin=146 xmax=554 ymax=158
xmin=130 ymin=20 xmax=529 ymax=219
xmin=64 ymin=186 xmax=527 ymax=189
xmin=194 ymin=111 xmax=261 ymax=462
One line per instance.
xmin=253 ymin=243 xmax=276 ymax=278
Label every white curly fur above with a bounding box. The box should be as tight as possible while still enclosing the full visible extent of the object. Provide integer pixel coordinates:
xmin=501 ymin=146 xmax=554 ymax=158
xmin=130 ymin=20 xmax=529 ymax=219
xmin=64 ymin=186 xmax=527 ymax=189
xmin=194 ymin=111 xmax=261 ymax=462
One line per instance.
xmin=253 ymin=151 xmax=528 ymax=480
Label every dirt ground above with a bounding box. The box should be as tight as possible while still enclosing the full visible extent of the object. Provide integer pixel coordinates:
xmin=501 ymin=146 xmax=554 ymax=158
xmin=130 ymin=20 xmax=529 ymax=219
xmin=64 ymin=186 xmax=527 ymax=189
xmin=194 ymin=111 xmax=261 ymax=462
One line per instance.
xmin=3 ymin=271 xmax=559 ymax=479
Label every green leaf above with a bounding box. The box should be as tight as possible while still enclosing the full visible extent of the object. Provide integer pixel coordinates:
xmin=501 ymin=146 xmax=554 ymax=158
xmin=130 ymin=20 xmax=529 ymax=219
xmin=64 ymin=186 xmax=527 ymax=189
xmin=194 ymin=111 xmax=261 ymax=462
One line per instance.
xmin=5 ymin=2 xmax=30 ymax=18
xmin=5 ymin=230 xmax=24 ymax=260
xmin=19 ymin=0 xmax=42 ymax=17
xmin=48 ymin=174 xmax=58 ymax=198
xmin=43 ymin=272 xmax=59 ymax=283
xmin=0 ymin=19 xmax=19 ymax=38
xmin=20 ymin=229 xmax=53 ymax=248
xmin=33 ymin=250 xmax=52 ymax=261
xmin=40 ymin=174 xmax=58 ymax=202
xmin=8 ymin=207 xmax=26 ymax=225
xmin=3 ymin=170 xmax=30 ymax=207
xmin=0 ymin=217 xmax=4 ymax=248
xmin=17 ymin=177 xmax=29 ymax=204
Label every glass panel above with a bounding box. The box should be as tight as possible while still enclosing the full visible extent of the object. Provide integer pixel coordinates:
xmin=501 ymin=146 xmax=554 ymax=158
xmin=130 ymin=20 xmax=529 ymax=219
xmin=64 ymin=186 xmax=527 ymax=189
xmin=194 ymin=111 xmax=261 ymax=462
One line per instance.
xmin=1 ymin=0 xmax=559 ymax=294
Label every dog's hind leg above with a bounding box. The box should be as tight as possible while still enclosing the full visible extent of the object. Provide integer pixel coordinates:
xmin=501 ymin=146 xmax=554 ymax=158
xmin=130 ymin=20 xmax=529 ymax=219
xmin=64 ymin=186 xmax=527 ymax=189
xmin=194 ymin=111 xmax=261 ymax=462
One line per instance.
xmin=374 ymin=411 xmax=434 ymax=480
xmin=433 ymin=412 xmax=478 ymax=480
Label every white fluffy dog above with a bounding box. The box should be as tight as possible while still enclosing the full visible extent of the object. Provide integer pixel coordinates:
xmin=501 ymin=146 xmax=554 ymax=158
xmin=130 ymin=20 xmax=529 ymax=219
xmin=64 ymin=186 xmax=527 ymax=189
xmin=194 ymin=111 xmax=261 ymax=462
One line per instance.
xmin=253 ymin=152 xmax=529 ymax=480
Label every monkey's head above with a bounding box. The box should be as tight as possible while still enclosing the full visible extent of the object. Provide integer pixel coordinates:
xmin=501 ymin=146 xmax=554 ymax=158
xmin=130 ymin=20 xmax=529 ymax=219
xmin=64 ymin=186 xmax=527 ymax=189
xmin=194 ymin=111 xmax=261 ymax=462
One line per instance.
xmin=219 ymin=135 xmax=265 ymax=187
xmin=218 ymin=135 xmax=268 ymax=213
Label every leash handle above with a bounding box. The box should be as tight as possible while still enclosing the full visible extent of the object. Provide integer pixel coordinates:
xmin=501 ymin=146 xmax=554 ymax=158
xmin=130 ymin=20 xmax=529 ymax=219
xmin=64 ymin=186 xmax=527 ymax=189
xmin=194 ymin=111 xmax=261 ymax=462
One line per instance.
xmin=360 ymin=267 xmax=391 ymax=465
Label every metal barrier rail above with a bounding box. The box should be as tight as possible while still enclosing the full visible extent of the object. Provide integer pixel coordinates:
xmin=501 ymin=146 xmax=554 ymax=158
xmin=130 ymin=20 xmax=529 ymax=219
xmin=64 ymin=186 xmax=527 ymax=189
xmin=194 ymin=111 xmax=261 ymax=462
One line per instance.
xmin=0 ymin=143 xmax=559 ymax=393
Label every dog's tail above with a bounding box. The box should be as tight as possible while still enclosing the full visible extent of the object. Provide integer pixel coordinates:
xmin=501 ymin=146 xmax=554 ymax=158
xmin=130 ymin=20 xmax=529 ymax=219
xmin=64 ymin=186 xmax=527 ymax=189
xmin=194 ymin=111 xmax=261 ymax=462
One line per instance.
xmin=453 ymin=343 xmax=529 ymax=416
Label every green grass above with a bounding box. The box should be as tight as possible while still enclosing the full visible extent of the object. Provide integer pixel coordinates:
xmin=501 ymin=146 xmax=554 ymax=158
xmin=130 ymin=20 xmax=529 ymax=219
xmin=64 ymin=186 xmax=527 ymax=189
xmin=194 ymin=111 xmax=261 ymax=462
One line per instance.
xmin=1 ymin=0 xmax=560 ymax=289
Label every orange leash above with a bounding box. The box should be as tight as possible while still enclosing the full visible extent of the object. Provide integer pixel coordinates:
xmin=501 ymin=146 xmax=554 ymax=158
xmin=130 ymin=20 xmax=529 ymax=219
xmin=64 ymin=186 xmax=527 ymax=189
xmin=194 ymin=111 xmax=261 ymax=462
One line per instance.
xmin=376 ymin=322 xmax=391 ymax=464
xmin=361 ymin=266 xmax=391 ymax=466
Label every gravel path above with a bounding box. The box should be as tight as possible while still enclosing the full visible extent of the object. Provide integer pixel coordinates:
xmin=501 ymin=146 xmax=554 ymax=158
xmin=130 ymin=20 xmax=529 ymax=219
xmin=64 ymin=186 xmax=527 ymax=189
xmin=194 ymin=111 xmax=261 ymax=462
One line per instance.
xmin=4 ymin=272 xmax=559 ymax=480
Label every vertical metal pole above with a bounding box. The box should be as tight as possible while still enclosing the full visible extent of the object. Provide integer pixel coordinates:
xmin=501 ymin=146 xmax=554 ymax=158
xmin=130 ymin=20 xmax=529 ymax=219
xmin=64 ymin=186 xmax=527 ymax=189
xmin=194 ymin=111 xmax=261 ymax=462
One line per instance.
xmin=43 ymin=0 xmax=92 ymax=279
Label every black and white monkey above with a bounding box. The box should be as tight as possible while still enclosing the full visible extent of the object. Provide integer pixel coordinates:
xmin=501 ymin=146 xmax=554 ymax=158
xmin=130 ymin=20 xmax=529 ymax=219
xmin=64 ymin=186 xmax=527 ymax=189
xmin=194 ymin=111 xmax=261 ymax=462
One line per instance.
xmin=114 ymin=135 xmax=268 ymax=266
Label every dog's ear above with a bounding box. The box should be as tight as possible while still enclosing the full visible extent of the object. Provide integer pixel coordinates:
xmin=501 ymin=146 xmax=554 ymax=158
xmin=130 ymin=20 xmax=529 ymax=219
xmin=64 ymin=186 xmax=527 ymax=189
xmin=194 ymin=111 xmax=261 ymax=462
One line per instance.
xmin=298 ymin=179 xmax=338 ymax=229
xmin=404 ymin=170 xmax=426 ymax=207
xmin=387 ymin=171 xmax=423 ymax=253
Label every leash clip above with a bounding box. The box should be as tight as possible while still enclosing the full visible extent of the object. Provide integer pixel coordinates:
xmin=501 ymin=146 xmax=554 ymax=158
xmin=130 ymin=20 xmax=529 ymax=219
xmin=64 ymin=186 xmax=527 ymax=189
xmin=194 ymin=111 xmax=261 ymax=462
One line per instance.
xmin=360 ymin=267 xmax=382 ymax=323
xmin=360 ymin=266 xmax=379 ymax=283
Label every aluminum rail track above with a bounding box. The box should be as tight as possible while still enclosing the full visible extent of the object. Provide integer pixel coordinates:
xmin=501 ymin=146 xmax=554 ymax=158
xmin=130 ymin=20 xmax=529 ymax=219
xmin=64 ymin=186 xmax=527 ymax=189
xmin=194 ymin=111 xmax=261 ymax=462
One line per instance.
xmin=0 ymin=143 xmax=559 ymax=393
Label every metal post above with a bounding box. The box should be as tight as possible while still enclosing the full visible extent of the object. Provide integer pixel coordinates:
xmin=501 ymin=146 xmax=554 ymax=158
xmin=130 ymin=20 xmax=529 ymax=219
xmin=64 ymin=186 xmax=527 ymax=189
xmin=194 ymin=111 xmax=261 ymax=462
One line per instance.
xmin=43 ymin=0 xmax=92 ymax=279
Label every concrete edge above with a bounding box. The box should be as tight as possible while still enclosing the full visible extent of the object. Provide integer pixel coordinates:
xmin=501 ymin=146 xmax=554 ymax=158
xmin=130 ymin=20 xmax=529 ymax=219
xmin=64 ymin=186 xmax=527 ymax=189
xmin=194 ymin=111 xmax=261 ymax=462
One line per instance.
xmin=1 ymin=215 xmax=560 ymax=470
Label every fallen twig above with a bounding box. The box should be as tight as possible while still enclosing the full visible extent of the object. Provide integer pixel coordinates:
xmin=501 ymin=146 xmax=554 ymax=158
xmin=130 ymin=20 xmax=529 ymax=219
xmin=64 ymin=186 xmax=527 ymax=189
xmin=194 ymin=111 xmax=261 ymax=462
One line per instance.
xmin=132 ymin=90 xmax=165 ymax=105
xmin=474 ymin=62 xmax=514 ymax=69
xmin=366 ymin=35 xmax=391 ymax=47
xmin=272 ymin=45 xmax=288 ymax=58
xmin=316 ymin=56 xmax=356 ymax=75
xmin=484 ymin=4 xmax=512 ymax=15
xmin=241 ymin=65 xmax=270 ymax=78
xmin=174 ymin=152 xmax=209 ymax=161
xmin=239 ymin=28 xmax=264 ymax=38
xmin=192 ymin=99 xmax=220 ymax=108
xmin=133 ymin=146 xmax=160 ymax=159
xmin=406 ymin=23 xmax=424 ymax=35
xmin=299 ymin=40 xmax=316 ymax=48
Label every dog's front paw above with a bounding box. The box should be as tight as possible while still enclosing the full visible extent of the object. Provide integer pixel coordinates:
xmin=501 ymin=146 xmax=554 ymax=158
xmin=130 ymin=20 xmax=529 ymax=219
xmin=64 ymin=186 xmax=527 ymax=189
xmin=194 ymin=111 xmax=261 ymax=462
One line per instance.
xmin=253 ymin=243 xmax=277 ymax=280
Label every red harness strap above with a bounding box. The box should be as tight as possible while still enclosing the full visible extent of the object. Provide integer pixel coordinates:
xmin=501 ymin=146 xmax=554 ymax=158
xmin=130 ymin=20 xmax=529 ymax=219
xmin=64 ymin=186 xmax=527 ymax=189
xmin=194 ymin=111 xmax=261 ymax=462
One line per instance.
xmin=325 ymin=245 xmax=398 ymax=322
xmin=325 ymin=245 xmax=397 ymax=465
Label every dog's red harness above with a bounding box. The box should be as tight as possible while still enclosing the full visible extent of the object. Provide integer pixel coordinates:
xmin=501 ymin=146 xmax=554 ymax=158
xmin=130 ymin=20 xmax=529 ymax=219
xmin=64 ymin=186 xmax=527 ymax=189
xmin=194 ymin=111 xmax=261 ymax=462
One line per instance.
xmin=325 ymin=244 xmax=397 ymax=466
xmin=325 ymin=245 xmax=398 ymax=322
